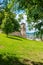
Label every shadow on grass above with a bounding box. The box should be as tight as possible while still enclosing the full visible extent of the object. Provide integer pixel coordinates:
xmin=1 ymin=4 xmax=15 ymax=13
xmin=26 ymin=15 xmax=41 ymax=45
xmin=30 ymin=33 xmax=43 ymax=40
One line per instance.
xmin=0 ymin=54 xmax=25 ymax=65
xmin=23 ymin=59 xmax=43 ymax=65
xmin=0 ymin=54 xmax=43 ymax=65
xmin=14 ymin=36 xmax=27 ymax=39
xmin=8 ymin=36 xmax=23 ymax=41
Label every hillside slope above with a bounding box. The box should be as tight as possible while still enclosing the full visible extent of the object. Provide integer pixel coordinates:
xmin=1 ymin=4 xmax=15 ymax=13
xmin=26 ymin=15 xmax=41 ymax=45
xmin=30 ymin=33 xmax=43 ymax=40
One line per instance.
xmin=0 ymin=33 xmax=43 ymax=65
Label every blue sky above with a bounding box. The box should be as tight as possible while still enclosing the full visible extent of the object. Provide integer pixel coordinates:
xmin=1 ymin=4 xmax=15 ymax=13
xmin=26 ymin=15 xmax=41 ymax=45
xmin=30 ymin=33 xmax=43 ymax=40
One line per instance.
xmin=0 ymin=0 xmax=3 ymax=3
xmin=15 ymin=10 xmax=24 ymax=14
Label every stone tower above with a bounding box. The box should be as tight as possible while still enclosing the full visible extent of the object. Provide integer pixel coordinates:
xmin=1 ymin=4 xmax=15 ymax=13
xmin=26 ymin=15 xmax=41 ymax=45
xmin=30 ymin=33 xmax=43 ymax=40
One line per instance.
xmin=20 ymin=23 xmax=26 ymax=38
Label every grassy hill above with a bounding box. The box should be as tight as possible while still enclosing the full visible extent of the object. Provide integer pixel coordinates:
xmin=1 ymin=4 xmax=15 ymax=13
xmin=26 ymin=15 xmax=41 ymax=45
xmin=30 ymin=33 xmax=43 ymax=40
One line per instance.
xmin=0 ymin=33 xmax=43 ymax=65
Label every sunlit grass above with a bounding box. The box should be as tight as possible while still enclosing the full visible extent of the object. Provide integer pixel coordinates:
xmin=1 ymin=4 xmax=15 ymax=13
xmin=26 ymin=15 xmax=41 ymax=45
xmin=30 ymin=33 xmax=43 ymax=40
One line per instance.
xmin=0 ymin=33 xmax=43 ymax=64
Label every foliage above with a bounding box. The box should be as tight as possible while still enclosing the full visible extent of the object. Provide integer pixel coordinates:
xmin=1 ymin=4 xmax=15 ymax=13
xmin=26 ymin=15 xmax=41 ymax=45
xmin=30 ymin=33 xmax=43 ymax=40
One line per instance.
xmin=1 ymin=17 xmax=14 ymax=35
xmin=17 ymin=0 xmax=43 ymax=21
xmin=0 ymin=0 xmax=17 ymax=12
xmin=28 ymin=24 xmax=33 ymax=30
xmin=16 ymin=0 xmax=43 ymax=39
xmin=35 ymin=20 xmax=43 ymax=40
xmin=18 ymin=14 xmax=24 ymax=22
xmin=1 ymin=11 xmax=20 ymax=35
xmin=0 ymin=11 xmax=4 ymax=25
xmin=12 ymin=18 xmax=20 ymax=32
xmin=0 ymin=0 xmax=43 ymax=21
xmin=0 ymin=0 xmax=20 ymax=36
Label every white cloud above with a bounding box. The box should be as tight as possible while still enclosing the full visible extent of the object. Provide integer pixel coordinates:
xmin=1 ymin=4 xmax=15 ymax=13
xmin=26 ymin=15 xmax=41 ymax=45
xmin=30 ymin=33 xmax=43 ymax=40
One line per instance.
xmin=16 ymin=13 xmax=35 ymax=33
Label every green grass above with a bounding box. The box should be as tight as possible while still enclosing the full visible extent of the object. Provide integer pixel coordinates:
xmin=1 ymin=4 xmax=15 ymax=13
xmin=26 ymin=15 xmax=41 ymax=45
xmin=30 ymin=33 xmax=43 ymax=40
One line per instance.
xmin=0 ymin=33 xmax=43 ymax=65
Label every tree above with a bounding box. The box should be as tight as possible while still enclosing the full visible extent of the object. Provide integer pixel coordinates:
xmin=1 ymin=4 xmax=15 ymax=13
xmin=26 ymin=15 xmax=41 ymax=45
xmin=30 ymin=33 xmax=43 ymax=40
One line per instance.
xmin=16 ymin=0 xmax=43 ymax=40
xmin=17 ymin=0 xmax=43 ymax=21
xmin=0 ymin=0 xmax=20 ymax=36
xmin=1 ymin=0 xmax=43 ymax=21
xmin=35 ymin=20 xmax=43 ymax=40
xmin=1 ymin=17 xmax=14 ymax=36
xmin=1 ymin=8 xmax=20 ymax=36
xmin=1 ymin=13 xmax=20 ymax=36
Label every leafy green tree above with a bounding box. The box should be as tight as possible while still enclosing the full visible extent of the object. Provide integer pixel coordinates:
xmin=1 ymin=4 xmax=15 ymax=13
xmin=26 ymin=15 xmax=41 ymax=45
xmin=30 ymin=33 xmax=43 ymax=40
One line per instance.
xmin=1 ymin=0 xmax=43 ymax=21
xmin=35 ymin=20 xmax=43 ymax=40
xmin=1 ymin=10 xmax=20 ymax=35
xmin=0 ymin=0 xmax=20 ymax=36
xmin=1 ymin=15 xmax=20 ymax=36
xmin=17 ymin=0 xmax=43 ymax=21
xmin=17 ymin=0 xmax=43 ymax=40
xmin=1 ymin=17 xmax=14 ymax=36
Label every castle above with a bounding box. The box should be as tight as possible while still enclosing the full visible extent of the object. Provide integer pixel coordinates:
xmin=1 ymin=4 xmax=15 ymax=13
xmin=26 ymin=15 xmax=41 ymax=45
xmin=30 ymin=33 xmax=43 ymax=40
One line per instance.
xmin=11 ymin=23 xmax=26 ymax=38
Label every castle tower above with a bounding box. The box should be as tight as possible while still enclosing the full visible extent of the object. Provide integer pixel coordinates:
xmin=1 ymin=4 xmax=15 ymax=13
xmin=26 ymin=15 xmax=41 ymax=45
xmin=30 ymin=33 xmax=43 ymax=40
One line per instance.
xmin=20 ymin=23 xmax=26 ymax=38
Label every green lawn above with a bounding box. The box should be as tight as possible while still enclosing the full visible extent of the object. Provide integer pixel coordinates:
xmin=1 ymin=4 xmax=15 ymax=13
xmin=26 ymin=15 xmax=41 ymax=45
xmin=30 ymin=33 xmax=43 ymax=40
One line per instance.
xmin=0 ymin=33 xmax=43 ymax=65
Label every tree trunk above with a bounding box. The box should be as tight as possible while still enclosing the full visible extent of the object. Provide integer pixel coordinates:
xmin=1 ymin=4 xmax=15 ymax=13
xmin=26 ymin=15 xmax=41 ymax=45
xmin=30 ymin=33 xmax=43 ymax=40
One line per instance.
xmin=6 ymin=33 xmax=8 ymax=37
xmin=40 ymin=33 xmax=42 ymax=41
